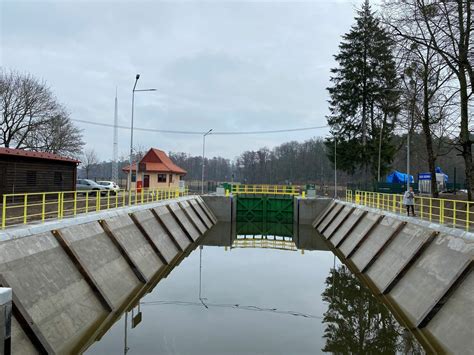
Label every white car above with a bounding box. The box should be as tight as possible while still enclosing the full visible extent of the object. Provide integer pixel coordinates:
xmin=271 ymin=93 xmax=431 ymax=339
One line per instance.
xmin=97 ymin=181 xmax=120 ymax=194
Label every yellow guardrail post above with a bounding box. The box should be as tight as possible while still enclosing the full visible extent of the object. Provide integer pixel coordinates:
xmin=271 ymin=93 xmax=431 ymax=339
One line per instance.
xmin=302 ymin=191 xmax=306 ymax=199
xmin=73 ymin=192 xmax=77 ymax=217
xmin=453 ymin=201 xmax=457 ymax=227
xmin=429 ymin=198 xmax=432 ymax=221
xmin=61 ymin=192 xmax=65 ymax=219
xmin=57 ymin=192 xmax=61 ymax=219
xmin=42 ymin=193 xmax=46 ymax=222
xmin=466 ymin=203 xmax=470 ymax=231
xmin=2 ymin=195 xmax=6 ymax=229
xmin=440 ymin=199 xmax=444 ymax=224
xmin=420 ymin=197 xmax=423 ymax=219
xmin=85 ymin=191 xmax=89 ymax=213
xmin=97 ymin=190 xmax=101 ymax=211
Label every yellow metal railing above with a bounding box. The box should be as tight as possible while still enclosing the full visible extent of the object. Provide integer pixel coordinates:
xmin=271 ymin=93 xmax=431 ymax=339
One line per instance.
xmin=231 ymin=184 xmax=301 ymax=196
xmin=232 ymin=239 xmax=297 ymax=251
xmin=345 ymin=189 xmax=474 ymax=231
xmin=1 ymin=186 xmax=189 ymax=229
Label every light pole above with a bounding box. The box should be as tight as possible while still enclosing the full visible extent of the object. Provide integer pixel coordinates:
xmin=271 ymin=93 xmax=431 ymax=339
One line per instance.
xmin=201 ymin=129 xmax=213 ymax=194
xmin=128 ymin=74 xmax=156 ymax=191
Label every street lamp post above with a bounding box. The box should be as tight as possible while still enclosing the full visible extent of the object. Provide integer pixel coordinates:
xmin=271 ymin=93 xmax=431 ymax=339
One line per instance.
xmin=127 ymin=74 xmax=156 ymax=191
xmin=201 ymin=129 xmax=213 ymax=194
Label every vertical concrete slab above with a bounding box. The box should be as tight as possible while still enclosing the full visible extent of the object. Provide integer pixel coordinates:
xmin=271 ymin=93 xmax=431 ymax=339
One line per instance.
xmin=167 ymin=202 xmax=200 ymax=241
xmin=11 ymin=317 xmax=37 ymax=355
xmin=317 ymin=203 xmax=345 ymax=235
xmin=197 ymin=196 xmax=219 ymax=223
xmin=323 ymin=205 xmax=354 ymax=239
xmin=339 ymin=212 xmax=382 ymax=258
xmin=0 ymin=232 xmax=107 ymax=353
xmin=189 ymin=198 xmax=214 ymax=228
xmin=132 ymin=209 xmax=180 ymax=264
xmin=101 ymin=214 xmax=165 ymax=281
xmin=179 ymin=200 xmax=208 ymax=234
xmin=349 ymin=217 xmax=405 ymax=273
xmin=330 ymin=208 xmax=367 ymax=248
xmin=312 ymin=199 xmax=336 ymax=228
xmin=296 ymin=197 xmax=332 ymax=225
xmin=365 ymin=224 xmax=434 ymax=293
xmin=152 ymin=205 xmax=193 ymax=249
xmin=387 ymin=233 xmax=473 ymax=328
xmin=425 ymin=271 xmax=474 ymax=354
xmin=58 ymin=222 xmax=141 ymax=309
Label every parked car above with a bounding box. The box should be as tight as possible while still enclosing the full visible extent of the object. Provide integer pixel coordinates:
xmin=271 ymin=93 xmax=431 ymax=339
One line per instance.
xmin=76 ymin=179 xmax=108 ymax=195
xmin=97 ymin=181 xmax=120 ymax=194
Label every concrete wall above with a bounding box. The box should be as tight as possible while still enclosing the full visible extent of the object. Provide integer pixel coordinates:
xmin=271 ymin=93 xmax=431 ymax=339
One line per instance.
xmin=314 ymin=200 xmax=474 ymax=354
xmin=0 ymin=195 xmax=216 ymax=354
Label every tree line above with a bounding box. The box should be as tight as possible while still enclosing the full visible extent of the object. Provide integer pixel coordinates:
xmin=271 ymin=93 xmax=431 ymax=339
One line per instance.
xmin=326 ymin=0 xmax=472 ymax=198
xmin=79 ymin=135 xmax=464 ymax=189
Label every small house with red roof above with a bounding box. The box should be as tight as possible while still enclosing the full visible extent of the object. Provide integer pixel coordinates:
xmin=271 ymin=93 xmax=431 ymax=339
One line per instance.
xmin=0 ymin=147 xmax=80 ymax=197
xmin=122 ymin=148 xmax=186 ymax=190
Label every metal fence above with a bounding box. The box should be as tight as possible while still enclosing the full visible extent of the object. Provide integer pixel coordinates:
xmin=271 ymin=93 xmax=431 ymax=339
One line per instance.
xmin=1 ymin=187 xmax=189 ymax=229
xmin=231 ymin=184 xmax=301 ymax=196
xmin=346 ymin=190 xmax=474 ymax=231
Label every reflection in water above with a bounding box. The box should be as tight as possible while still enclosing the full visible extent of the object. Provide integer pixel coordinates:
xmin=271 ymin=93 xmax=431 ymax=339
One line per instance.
xmin=87 ymin=223 xmax=424 ymax=354
xmin=322 ymin=265 xmax=424 ymax=354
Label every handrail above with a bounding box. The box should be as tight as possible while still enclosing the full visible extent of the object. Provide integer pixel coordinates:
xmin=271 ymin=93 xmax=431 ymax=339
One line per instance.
xmin=231 ymin=184 xmax=301 ymax=196
xmin=345 ymin=189 xmax=474 ymax=232
xmin=1 ymin=186 xmax=189 ymax=229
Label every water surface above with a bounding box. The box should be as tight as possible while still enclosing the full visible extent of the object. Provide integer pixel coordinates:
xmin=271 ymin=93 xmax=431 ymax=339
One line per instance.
xmin=86 ymin=223 xmax=423 ymax=354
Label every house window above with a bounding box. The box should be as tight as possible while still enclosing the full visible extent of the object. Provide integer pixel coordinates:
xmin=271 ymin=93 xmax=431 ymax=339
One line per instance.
xmin=169 ymin=174 xmax=173 ymax=183
xmin=158 ymin=174 xmax=166 ymax=183
xmin=54 ymin=172 xmax=63 ymax=185
xmin=131 ymin=172 xmax=136 ymax=182
xmin=26 ymin=171 xmax=37 ymax=186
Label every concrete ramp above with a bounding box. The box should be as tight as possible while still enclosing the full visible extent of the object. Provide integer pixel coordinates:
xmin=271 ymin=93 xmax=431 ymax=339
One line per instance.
xmin=179 ymin=200 xmax=208 ymax=234
xmin=0 ymin=195 xmax=213 ymax=354
xmin=57 ymin=221 xmax=142 ymax=309
xmin=0 ymin=231 xmax=107 ymax=354
xmin=152 ymin=205 xmax=193 ymax=249
xmin=99 ymin=215 xmax=165 ymax=282
xmin=189 ymin=198 xmax=214 ymax=228
xmin=167 ymin=202 xmax=201 ymax=241
xmin=314 ymin=200 xmax=474 ymax=354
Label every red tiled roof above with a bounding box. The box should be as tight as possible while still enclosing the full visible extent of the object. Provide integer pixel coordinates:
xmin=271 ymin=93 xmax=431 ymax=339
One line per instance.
xmin=122 ymin=148 xmax=186 ymax=174
xmin=0 ymin=147 xmax=80 ymax=163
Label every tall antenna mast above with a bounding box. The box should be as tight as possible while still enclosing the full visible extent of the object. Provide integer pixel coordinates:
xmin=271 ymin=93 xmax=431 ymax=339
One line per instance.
xmin=112 ymin=87 xmax=119 ymax=182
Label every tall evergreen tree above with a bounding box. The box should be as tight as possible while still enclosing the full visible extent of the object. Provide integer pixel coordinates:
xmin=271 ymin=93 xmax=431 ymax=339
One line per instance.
xmin=326 ymin=0 xmax=400 ymax=181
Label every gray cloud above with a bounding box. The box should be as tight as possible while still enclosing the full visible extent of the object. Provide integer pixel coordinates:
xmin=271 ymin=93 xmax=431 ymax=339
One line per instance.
xmin=1 ymin=0 xmax=358 ymax=160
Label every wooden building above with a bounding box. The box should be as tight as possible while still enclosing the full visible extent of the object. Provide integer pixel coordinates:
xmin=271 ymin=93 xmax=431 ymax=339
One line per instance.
xmin=123 ymin=148 xmax=186 ymax=190
xmin=0 ymin=148 xmax=80 ymax=197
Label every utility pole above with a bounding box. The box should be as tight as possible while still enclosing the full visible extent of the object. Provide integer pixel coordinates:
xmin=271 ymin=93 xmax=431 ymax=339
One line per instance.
xmin=112 ymin=88 xmax=118 ymax=183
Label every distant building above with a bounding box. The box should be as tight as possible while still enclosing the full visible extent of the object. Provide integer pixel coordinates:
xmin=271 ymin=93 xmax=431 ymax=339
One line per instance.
xmin=122 ymin=148 xmax=186 ymax=190
xmin=0 ymin=147 xmax=80 ymax=197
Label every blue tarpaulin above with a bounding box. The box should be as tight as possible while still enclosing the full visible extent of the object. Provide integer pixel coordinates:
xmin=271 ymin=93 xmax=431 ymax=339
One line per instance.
xmin=386 ymin=170 xmax=414 ymax=184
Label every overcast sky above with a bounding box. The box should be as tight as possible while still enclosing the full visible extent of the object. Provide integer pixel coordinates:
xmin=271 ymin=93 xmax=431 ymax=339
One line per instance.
xmin=1 ymin=0 xmax=368 ymax=161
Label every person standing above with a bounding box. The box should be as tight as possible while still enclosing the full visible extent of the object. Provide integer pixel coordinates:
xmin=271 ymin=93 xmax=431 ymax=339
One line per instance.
xmin=403 ymin=186 xmax=416 ymax=216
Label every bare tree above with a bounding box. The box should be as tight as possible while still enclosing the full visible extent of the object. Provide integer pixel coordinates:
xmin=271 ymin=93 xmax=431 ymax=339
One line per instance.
xmin=23 ymin=107 xmax=85 ymax=158
xmin=82 ymin=148 xmax=99 ymax=179
xmin=0 ymin=70 xmax=57 ymax=148
xmin=384 ymin=0 xmax=474 ymax=199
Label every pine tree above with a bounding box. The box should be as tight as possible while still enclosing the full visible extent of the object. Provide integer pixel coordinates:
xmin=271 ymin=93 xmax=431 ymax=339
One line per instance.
xmin=326 ymin=0 xmax=400 ymax=181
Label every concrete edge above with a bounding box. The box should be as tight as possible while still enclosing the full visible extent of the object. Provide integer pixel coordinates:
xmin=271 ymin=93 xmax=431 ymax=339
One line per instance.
xmin=0 ymin=196 xmax=198 ymax=242
xmin=335 ymin=200 xmax=474 ymax=242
